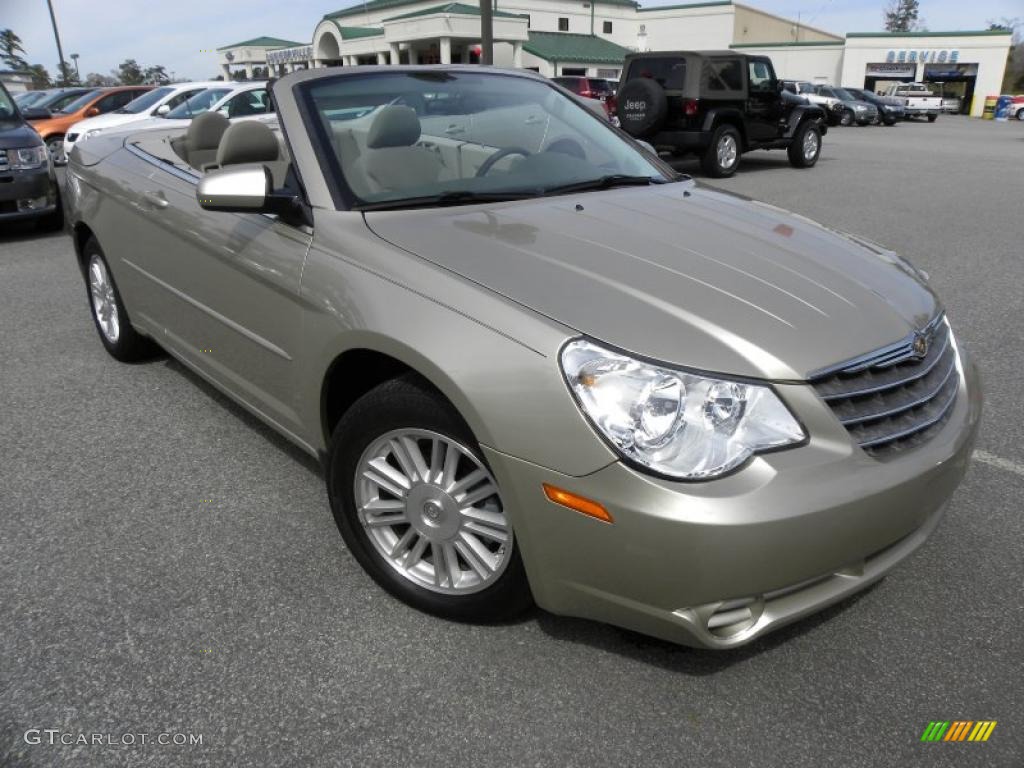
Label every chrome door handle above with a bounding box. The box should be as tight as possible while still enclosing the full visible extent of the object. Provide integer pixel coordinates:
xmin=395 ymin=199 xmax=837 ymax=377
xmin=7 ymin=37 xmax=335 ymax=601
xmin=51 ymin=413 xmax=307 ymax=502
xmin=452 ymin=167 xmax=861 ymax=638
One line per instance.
xmin=142 ymin=190 xmax=168 ymax=209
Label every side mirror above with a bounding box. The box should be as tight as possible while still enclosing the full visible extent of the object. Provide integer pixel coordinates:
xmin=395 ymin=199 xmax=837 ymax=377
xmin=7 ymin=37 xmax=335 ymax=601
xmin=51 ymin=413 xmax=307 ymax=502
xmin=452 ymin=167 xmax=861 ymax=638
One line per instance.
xmin=776 ymin=80 xmax=785 ymax=93
xmin=85 ymin=107 xmax=100 ymax=117
xmin=21 ymin=107 xmax=51 ymax=120
xmin=155 ymin=103 xmax=171 ymax=116
xmin=197 ymin=165 xmax=301 ymax=218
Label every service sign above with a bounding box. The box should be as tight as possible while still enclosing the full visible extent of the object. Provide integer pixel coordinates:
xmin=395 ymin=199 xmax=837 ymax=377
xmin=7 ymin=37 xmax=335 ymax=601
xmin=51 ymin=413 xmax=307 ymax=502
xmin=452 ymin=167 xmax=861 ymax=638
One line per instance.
xmin=886 ymin=49 xmax=959 ymax=64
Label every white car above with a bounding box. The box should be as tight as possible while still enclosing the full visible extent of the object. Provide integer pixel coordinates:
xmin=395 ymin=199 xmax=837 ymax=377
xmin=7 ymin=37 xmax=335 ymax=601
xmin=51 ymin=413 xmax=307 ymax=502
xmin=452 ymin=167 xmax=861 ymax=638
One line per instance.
xmin=64 ymin=81 xmax=223 ymax=158
xmin=66 ymin=82 xmax=275 ymax=156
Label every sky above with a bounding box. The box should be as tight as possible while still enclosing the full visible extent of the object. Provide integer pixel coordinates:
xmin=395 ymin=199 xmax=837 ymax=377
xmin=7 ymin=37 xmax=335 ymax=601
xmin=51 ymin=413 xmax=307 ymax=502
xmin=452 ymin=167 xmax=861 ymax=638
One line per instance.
xmin=2 ymin=0 xmax=1019 ymax=81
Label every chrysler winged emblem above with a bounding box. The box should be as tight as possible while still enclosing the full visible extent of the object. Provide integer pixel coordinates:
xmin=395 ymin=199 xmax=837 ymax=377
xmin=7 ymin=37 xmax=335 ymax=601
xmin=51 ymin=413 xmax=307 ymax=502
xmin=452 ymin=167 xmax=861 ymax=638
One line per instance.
xmin=912 ymin=332 xmax=929 ymax=358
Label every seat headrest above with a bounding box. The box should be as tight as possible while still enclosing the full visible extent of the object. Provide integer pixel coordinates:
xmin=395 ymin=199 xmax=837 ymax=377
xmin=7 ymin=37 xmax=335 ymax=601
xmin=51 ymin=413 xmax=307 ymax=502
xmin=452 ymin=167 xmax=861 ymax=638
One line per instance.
xmin=367 ymin=106 xmax=421 ymax=149
xmin=186 ymin=111 xmax=229 ymax=151
xmin=216 ymin=121 xmax=280 ymax=167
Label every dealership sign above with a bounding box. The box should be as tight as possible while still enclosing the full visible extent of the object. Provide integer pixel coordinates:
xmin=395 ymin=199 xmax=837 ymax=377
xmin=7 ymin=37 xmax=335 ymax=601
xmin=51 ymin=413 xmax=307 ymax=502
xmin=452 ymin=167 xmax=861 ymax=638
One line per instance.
xmin=886 ymin=49 xmax=959 ymax=64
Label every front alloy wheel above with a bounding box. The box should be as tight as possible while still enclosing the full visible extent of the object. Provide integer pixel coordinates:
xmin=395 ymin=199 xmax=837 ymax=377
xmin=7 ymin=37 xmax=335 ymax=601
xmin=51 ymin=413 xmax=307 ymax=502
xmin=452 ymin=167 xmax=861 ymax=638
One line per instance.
xmin=354 ymin=428 xmax=512 ymax=594
xmin=839 ymin=110 xmax=854 ymax=126
xmin=46 ymin=135 xmax=66 ymax=165
xmin=328 ymin=374 xmax=533 ymax=622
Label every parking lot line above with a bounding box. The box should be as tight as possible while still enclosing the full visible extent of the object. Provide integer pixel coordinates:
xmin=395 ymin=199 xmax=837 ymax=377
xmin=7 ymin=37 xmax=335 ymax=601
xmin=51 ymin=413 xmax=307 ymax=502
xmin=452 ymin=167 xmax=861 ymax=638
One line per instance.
xmin=973 ymin=450 xmax=1024 ymax=478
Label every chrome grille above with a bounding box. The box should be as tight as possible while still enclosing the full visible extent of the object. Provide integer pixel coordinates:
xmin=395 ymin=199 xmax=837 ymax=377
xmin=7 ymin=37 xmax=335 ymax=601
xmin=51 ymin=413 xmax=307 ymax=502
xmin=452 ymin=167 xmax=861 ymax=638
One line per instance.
xmin=0 ymin=149 xmax=8 ymax=173
xmin=809 ymin=315 xmax=959 ymax=458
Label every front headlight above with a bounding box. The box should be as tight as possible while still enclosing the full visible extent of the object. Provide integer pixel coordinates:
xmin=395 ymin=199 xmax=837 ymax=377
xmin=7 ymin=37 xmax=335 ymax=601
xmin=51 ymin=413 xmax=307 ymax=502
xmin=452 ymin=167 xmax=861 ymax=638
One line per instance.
xmin=560 ymin=340 xmax=806 ymax=480
xmin=9 ymin=145 xmax=48 ymax=170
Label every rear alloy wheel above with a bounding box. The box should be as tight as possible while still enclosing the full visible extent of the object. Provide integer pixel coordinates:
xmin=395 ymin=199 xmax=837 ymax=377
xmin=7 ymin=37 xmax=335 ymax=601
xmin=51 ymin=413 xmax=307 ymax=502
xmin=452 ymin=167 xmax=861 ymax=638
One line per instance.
xmin=328 ymin=375 xmax=533 ymax=622
xmin=700 ymin=124 xmax=741 ymax=178
xmin=45 ymin=135 xmax=66 ymax=165
xmin=82 ymin=238 xmax=161 ymax=362
xmin=839 ymin=110 xmax=854 ymax=126
xmin=788 ymin=121 xmax=821 ymax=169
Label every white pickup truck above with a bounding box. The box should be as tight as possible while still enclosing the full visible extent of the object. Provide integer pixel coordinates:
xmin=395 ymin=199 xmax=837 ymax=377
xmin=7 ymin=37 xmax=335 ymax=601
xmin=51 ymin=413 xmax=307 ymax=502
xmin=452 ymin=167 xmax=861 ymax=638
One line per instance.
xmin=881 ymin=82 xmax=942 ymax=121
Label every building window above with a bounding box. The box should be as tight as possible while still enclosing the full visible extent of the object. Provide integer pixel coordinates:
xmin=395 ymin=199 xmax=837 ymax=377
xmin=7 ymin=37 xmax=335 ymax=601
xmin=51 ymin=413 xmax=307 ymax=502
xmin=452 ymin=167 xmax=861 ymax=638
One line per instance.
xmin=525 ymin=14 xmax=530 ymax=28
xmin=603 ymin=21 xmax=613 ymax=34
xmin=561 ymin=67 xmax=586 ymax=76
xmin=558 ymin=17 xmax=569 ymax=31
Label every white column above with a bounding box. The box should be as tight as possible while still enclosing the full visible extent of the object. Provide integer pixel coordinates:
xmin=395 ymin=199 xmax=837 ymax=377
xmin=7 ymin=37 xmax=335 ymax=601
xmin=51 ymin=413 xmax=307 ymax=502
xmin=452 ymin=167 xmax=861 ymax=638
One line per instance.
xmin=513 ymin=41 xmax=523 ymax=69
xmin=377 ymin=51 xmax=388 ymax=65
xmin=408 ymin=47 xmax=418 ymax=65
xmin=440 ymin=37 xmax=451 ymax=65
xmin=244 ymin=63 xmax=254 ymax=79
xmin=221 ymin=63 xmax=231 ymax=78
xmin=389 ymin=43 xmax=401 ymax=65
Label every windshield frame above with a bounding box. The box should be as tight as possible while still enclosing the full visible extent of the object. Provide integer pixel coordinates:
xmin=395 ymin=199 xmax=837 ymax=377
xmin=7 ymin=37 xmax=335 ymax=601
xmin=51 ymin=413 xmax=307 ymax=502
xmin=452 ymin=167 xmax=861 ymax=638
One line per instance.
xmin=294 ymin=69 xmax=678 ymax=212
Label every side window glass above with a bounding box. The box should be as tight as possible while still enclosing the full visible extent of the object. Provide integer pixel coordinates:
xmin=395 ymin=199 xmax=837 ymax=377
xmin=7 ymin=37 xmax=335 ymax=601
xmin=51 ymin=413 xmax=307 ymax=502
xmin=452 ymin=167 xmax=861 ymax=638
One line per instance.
xmin=704 ymin=59 xmax=743 ymax=92
xmin=95 ymin=94 xmax=121 ymax=113
xmin=166 ymin=90 xmax=199 ymax=110
xmin=748 ymin=61 xmax=773 ymax=93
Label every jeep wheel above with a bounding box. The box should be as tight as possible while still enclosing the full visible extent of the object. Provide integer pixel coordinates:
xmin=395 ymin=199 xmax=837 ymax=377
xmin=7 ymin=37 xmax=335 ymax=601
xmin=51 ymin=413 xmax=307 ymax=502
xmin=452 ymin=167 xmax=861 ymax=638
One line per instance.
xmin=927 ymin=114 xmax=938 ymax=123
xmin=839 ymin=110 xmax=854 ymax=126
xmin=615 ymin=77 xmax=667 ymax=139
xmin=700 ymin=124 xmax=741 ymax=178
xmin=787 ymin=121 xmax=821 ymax=169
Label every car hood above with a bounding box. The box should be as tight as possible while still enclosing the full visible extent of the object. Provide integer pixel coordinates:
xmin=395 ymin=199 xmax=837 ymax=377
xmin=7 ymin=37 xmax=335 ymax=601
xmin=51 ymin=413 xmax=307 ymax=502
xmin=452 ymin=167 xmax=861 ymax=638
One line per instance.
xmin=364 ymin=182 xmax=939 ymax=381
xmin=0 ymin=120 xmax=43 ymax=149
xmin=69 ymin=112 xmax=143 ymax=134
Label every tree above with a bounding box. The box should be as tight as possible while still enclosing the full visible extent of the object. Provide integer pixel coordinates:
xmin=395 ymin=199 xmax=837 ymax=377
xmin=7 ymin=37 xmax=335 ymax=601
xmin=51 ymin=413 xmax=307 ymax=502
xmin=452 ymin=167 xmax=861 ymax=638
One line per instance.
xmin=883 ymin=0 xmax=921 ymax=33
xmin=0 ymin=28 xmax=29 ymax=70
xmin=117 ymin=59 xmax=145 ymax=85
xmin=56 ymin=60 xmax=80 ymax=86
xmin=989 ymin=18 xmax=1023 ymax=92
xmin=143 ymin=64 xmax=169 ymax=84
xmin=26 ymin=64 xmax=52 ymax=89
xmin=84 ymin=72 xmax=119 ymax=87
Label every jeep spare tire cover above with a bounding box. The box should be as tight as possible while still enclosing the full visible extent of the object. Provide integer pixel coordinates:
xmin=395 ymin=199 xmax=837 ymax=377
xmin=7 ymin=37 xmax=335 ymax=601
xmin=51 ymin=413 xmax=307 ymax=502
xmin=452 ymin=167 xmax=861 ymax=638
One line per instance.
xmin=617 ymin=78 xmax=668 ymax=138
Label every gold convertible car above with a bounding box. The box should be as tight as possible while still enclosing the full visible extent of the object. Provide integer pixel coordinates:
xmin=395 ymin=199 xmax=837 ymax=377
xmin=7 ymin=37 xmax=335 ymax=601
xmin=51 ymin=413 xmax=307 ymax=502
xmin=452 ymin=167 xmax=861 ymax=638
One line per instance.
xmin=64 ymin=67 xmax=981 ymax=648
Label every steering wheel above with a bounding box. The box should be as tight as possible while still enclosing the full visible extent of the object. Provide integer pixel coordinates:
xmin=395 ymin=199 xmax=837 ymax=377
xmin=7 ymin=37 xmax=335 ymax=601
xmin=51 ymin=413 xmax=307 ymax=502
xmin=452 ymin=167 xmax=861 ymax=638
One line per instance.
xmin=475 ymin=146 xmax=531 ymax=177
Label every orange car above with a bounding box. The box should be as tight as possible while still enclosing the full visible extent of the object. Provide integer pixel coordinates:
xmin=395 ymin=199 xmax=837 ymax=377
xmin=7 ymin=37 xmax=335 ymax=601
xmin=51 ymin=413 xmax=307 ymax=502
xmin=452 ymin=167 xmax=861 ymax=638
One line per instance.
xmin=30 ymin=85 xmax=153 ymax=163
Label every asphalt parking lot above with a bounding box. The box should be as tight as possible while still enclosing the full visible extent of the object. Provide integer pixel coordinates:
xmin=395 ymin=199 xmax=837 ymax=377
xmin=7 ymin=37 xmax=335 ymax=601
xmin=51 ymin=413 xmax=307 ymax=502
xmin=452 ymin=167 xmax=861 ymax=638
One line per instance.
xmin=2 ymin=115 xmax=1022 ymax=767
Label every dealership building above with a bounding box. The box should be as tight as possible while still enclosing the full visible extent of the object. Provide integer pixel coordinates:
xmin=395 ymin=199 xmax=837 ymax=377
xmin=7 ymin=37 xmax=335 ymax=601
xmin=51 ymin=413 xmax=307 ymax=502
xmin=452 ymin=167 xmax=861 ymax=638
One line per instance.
xmin=218 ymin=0 xmax=1012 ymax=115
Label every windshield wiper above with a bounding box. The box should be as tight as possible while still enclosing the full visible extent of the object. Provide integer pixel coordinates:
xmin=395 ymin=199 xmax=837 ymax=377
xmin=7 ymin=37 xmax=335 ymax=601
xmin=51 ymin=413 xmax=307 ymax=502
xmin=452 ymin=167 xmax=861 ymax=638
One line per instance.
xmin=541 ymin=174 xmax=668 ymax=196
xmin=357 ymin=189 xmax=539 ymax=211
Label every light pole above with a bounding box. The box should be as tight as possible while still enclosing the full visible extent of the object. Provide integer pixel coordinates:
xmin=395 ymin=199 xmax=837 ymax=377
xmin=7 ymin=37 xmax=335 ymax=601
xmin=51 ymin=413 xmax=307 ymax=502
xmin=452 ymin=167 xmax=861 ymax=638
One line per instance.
xmin=70 ymin=53 xmax=80 ymax=80
xmin=46 ymin=0 xmax=69 ymax=85
xmin=480 ymin=0 xmax=493 ymax=65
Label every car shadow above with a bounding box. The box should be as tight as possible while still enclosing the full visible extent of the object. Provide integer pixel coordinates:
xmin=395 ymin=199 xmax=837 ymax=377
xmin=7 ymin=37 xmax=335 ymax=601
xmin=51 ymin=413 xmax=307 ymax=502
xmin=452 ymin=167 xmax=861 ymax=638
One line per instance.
xmin=160 ymin=355 xmax=324 ymax=479
xmin=668 ymin=154 xmax=834 ymax=177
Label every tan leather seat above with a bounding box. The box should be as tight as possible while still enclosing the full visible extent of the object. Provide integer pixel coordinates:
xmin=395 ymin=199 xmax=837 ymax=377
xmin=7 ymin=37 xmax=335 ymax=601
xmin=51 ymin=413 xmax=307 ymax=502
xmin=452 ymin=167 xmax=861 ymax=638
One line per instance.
xmin=172 ymin=111 xmax=229 ymax=170
xmin=209 ymin=120 xmax=289 ymax=187
xmin=351 ymin=106 xmax=441 ymax=195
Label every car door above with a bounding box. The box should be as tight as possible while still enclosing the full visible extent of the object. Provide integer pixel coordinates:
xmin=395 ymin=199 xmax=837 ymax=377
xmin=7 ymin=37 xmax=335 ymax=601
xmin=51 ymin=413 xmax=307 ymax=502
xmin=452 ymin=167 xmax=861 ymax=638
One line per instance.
xmin=745 ymin=57 xmax=780 ymax=142
xmin=114 ymin=135 xmax=312 ymax=438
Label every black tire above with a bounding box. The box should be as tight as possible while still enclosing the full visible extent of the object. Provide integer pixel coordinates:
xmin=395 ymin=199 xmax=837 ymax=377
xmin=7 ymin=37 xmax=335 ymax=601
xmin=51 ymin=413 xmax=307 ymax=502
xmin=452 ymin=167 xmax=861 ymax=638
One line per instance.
xmin=883 ymin=116 xmax=897 ymax=126
xmin=327 ymin=374 xmax=533 ymax=623
xmin=1016 ymin=108 xmax=1024 ymax=121
xmin=700 ymin=123 xmax=741 ymax=178
xmin=787 ymin=120 xmax=821 ymax=169
xmin=82 ymin=237 xmax=161 ymax=362
xmin=927 ymin=114 xmax=937 ymax=122
xmin=839 ymin=109 xmax=854 ymax=126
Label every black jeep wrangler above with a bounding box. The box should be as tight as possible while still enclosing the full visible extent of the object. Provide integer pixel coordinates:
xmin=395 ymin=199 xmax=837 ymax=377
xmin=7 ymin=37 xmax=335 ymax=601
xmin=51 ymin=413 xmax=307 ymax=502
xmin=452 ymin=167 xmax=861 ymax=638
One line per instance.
xmin=616 ymin=51 xmax=827 ymax=177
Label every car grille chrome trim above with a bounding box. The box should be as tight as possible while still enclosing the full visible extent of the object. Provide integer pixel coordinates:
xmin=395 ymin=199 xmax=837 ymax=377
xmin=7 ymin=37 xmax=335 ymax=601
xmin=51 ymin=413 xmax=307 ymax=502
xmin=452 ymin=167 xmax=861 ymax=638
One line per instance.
xmin=0 ymin=149 xmax=8 ymax=173
xmin=809 ymin=314 xmax=959 ymax=457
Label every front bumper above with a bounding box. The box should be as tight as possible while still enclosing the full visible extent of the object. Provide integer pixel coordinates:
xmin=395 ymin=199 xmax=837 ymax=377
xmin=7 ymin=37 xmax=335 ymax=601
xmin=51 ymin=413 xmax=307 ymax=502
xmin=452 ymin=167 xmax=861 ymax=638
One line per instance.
xmin=485 ymin=351 xmax=981 ymax=649
xmin=0 ymin=165 xmax=58 ymax=222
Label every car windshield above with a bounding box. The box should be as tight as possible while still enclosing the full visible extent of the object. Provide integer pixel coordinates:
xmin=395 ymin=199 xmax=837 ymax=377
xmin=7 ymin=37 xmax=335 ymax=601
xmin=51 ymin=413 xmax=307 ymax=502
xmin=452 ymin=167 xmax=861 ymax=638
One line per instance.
xmin=118 ymin=86 xmax=174 ymax=114
xmin=15 ymin=91 xmax=46 ymax=106
xmin=589 ymin=80 xmax=613 ymax=94
xmin=0 ymin=86 xmax=16 ymax=123
xmin=165 ymin=88 xmax=231 ymax=119
xmin=58 ymin=90 xmax=102 ymax=114
xmin=304 ymin=71 xmax=672 ymax=209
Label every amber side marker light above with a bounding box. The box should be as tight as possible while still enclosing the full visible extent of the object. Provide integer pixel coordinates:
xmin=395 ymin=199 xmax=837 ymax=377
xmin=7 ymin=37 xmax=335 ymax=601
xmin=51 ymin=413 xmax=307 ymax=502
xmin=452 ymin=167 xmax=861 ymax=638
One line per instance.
xmin=542 ymin=484 xmax=613 ymax=524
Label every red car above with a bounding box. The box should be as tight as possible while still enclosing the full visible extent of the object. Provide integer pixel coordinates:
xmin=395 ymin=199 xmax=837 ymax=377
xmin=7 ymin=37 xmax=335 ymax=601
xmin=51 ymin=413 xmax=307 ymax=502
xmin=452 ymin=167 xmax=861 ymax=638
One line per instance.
xmin=552 ymin=76 xmax=617 ymax=119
